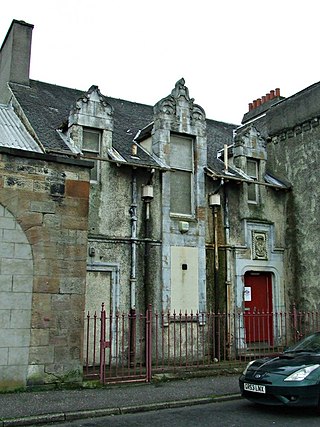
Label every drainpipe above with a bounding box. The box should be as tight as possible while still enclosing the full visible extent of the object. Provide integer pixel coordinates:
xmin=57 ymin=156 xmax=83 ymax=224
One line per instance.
xmin=129 ymin=171 xmax=138 ymax=309
xmin=209 ymin=190 xmax=221 ymax=360
xmin=223 ymin=182 xmax=231 ymax=311
xmin=129 ymin=170 xmax=138 ymax=366
xmin=208 ymin=193 xmax=221 ymax=305
xmin=222 ymin=181 xmax=233 ymax=359
xmin=142 ymin=174 xmax=154 ymax=309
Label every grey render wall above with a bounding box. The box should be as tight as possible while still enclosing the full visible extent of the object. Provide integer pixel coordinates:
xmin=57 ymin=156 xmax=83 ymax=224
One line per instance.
xmin=266 ymin=113 xmax=320 ymax=310
xmin=67 ymin=86 xmax=163 ymax=315
xmin=226 ymin=176 xmax=288 ymax=309
xmin=82 ymin=79 xmax=210 ymax=317
xmin=247 ymin=83 xmax=320 ymax=311
xmin=204 ymin=123 xmax=288 ymax=318
xmin=86 ymin=163 xmax=162 ymax=315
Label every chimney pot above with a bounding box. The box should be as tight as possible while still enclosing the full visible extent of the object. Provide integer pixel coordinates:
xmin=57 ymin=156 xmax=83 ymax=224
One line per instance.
xmin=256 ymin=98 xmax=262 ymax=107
xmin=249 ymin=103 xmax=253 ymax=111
xmin=266 ymin=93 xmax=271 ymax=101
xmin=275 ymin=88 xmax=280 ymax=97
xmin=253 ymin=100 xmax=257 ymax=109
xmin=270 ymin=90 xmax=275 ymax=99
xmin=262 ymin=95 xmax=266 ymax=104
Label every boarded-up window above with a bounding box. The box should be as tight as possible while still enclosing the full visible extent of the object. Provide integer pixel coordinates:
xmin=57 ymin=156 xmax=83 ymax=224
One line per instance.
xmin=84 ymin=270 xmax=112 ymax=365
xmin=83 ymin=129 xmax=101 ymax=182
xmin=247 ymin=159 xmax=259 ymax=203
xmin=171 ymin=246 xmax=199 ymax=312
xmin=170 ymin=170 xmax=192 ymax=215
xmin=170 ymin=135 xmax=193 ymax=215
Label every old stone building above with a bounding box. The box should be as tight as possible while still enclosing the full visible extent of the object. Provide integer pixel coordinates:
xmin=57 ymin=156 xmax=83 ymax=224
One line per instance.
xmin=0 ymin=21 xmax=93 ymax=389
xmin=0 ymin=107 xmax=92 ymax=388
xmin=0 ymin=19 xmax=319 ymax=389
xmin=240 ymin=84 xmax=320 ymax=311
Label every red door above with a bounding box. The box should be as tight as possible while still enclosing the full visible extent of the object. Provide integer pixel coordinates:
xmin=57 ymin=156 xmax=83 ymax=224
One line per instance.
xmin=244 ymin=272 xmax=273 ymax=345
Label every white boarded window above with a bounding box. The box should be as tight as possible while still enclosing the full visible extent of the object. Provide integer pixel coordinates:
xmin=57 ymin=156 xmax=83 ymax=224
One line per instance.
xmin=170 ymin=135 xmax=193 ymax=215
xmin=171 ymin=246 xmax=199 ymax=312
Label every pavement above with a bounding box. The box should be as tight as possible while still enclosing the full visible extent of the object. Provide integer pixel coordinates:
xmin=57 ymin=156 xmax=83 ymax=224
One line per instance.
xmin=0 ymin=374 xmax=241 ymax=426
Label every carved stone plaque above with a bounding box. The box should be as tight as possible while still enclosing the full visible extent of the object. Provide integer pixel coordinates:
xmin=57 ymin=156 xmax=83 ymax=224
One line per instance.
xmin=252 ymin=231 xmax=268 ymax=260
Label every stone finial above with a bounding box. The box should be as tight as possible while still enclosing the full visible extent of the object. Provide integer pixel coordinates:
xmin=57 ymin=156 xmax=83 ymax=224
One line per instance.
xmin=68 ymin=85 xmax=113 ymax=127
xmin=154 ymin=78 xmax=205 ymax=122
xmin=171 ymin=78 xmax=191 ymax=100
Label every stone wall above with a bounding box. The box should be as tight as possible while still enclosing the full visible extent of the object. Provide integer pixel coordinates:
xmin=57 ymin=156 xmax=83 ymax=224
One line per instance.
xmin=267 ymin=120 xmax=320 ymax=310
xmin=0 ymin=149 xmax=91 ymax=389
xmin=251 ymin=85 xmax=320 ymax=310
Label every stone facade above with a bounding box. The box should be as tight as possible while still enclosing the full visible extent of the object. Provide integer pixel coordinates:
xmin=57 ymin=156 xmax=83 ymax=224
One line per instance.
xmin=152 ymin=79 xmax=208 ymax=314
xmin=2 ymin=18 xmax=320 ymax=390
xmin=244 ymin=85 xmax=320 ymax=311
xmin=0 ymin=149 xmax=91 ymax=389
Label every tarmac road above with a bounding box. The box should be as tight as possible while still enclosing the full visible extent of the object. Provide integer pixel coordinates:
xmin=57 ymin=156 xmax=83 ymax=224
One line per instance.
xmin=0 ymin=375 xmax=240 ymax=426
xmin=45 ymin=399 xmax=320 ymax=427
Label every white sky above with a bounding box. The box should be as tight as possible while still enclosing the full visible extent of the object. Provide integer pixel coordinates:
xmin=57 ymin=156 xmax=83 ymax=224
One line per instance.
xmin=1 ymin=0 xmax=319 ymax=124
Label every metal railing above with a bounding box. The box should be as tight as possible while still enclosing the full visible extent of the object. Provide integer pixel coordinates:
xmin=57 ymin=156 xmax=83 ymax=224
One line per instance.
xmin=83 ymin=304 xmax=320 ymax=384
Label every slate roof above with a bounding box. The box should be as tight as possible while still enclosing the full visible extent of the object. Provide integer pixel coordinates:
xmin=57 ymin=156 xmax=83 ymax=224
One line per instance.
xmin=0 ymin=104 xmax=42 ymax=152
xmin=10 ymin=81 xmax=82 ymax=152
xmin=6 ymin=80 xmax=289 ymax=189
xmin=9 ymin=79 xmax=238 ymax=170
xmin=9 ymin=80 xmax=159 ymax=167
xmin=206 ymin=117 xmax=237 ymax=173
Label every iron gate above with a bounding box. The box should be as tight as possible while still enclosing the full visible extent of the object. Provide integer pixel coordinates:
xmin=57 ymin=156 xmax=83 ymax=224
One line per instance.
xmin=84 ymin=304 xmax=152 ymax=384
xmin=84 ymin=304 xmax=320 ymax=384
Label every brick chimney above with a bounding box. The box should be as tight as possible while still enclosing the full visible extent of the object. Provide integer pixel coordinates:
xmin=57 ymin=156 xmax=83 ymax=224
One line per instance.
xmin=0 ymin=20 xmax=34 ymax=103
xmin=242 ymin=88 xmax=284 ymax=125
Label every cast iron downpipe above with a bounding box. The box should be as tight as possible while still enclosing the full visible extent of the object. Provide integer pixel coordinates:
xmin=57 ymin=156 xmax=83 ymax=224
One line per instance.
xmin=223 ymin=181 xmax=231 ymax=307
xmin=210 ymin=198 xmax=220 ymax=359
xmin=142 ymin=171 xmax=154 ymax=310
xmin=129 ymin=170 xmax=138 ymax=366
xmin=144 ymin=201 xmax=151 ymax=309
xmin=209 ymin=181 xmax=223 ymax=360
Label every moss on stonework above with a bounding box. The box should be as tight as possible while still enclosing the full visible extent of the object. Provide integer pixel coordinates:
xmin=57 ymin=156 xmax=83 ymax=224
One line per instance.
xmin=26 ymin=369 xmax=83 ymax=389
xmin=0 ymin=380 xmax=26 ymax=393
xmin=248 ymin=201 xmax=266 ymax=218
xmin=59 ymin=369 xmax=83 ymax=384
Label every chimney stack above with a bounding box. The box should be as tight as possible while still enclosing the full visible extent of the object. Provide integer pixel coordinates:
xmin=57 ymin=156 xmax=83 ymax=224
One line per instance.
xmin=0 ymin=20 xmax=34 ymax=103
xmin=247 ymin=88 xmax=282 ymax=113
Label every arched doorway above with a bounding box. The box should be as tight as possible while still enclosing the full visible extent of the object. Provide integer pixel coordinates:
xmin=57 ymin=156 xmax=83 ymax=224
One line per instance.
xmin=0 ymin=204 xmax=33 ymax=389
xmin=244 ymin=271 xmax=273 ymax=345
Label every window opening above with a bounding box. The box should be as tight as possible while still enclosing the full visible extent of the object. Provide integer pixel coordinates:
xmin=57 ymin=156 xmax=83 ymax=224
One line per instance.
xmin=83 ymin=129 xmax=101 ymax=182
xmin=247 ymin=159 xmax=259 ymax=204
xmin=169 ymin=135 xmax=194 ymax=216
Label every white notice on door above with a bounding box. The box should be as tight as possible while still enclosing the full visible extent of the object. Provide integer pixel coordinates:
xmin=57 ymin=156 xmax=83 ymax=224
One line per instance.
xmin=244 ymin=287 xmax=252 ymax=301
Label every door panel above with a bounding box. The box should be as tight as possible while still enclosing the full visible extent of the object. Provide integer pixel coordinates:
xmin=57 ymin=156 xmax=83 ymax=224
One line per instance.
xmin=84 ymin=271 xmax=112 ymax=365
xmin=244 ymin=272 xmax=273 ymax=345
xmin=171 ymin=246 xmax=199 ymax=312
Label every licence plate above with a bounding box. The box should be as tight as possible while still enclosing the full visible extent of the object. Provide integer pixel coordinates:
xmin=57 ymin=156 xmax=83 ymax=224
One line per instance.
xmin=244 ymin=383 xmax=266 ymax=393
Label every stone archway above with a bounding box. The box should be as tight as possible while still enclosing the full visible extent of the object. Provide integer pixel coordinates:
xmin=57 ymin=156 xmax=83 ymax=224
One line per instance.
xmin=0 ymin=204 xmax=33 ymax=389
